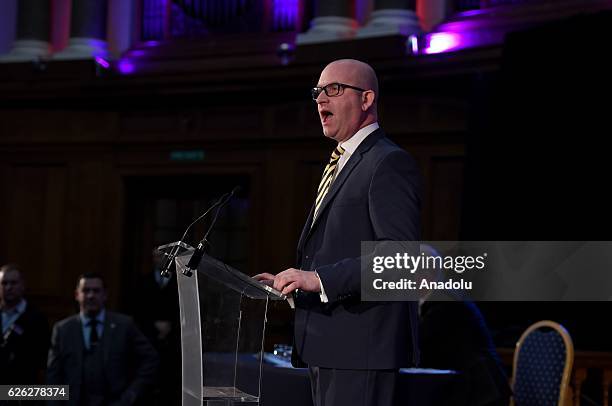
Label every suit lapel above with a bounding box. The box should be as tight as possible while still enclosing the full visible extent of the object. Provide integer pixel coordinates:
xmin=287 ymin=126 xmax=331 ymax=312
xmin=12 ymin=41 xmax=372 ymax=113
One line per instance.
xmin=71 ymin=316 xmax=84 ymax=370
xmin=298 ymin=129 xmax=385 ymax=249
xmin=297 ymin=204 xmax=315 ymax=254
xmin=309 ymin=151 xmax=363 ymax=231
xmin=102 ymin=313 xmax=115 ymax=365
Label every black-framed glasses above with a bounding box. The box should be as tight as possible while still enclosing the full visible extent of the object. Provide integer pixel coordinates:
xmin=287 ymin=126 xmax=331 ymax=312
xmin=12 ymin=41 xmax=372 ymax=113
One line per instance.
xmin=311 ymin=82 xmax=366 ymax=101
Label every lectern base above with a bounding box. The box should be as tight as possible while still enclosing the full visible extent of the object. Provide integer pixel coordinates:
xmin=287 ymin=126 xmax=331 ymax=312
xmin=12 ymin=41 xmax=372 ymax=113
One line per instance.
xmin=203 ymin=386 xmax=258 ymax=402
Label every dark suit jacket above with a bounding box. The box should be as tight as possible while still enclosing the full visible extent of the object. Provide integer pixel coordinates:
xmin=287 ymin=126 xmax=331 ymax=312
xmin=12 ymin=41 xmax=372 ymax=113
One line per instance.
xmin=419 ymin=300 xmax=511 ymax=406
xmin=133 ymin=272 xmax=179 ymax=347
xmin=0 ymin=302 xmax=49 ymax=384
xmin=294 ymin=128 xmax=422 ymax=370
xmin=46 ymin=311 xmax=159 ymax=406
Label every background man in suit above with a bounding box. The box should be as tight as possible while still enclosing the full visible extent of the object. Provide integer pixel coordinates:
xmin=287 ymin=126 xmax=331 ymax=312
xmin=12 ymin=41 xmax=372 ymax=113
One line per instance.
xmin=419 ymin=299 xmax=511 ymax=406
xmin=417 ymin=244 xmax=511 ymax=406
xmin=133 ymin=250 xmax=180 ymax=405
xmin=256 ymin=59 xmax=422 ymax=406
xmin=47 ymin=273 xmax=158 ymax=406
xmin=0 ymin=264 xmax=49 ymax=384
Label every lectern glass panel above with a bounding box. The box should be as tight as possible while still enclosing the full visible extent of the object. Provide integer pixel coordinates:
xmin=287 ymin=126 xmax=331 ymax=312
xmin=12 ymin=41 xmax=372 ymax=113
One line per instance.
xmin=175 ymin=252 xmax=285 ymax=406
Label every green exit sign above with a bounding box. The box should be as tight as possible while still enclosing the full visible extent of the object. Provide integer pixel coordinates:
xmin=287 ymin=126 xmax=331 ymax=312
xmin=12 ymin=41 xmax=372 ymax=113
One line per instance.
xmin=170 ymin=150 xmax=205 ymax=161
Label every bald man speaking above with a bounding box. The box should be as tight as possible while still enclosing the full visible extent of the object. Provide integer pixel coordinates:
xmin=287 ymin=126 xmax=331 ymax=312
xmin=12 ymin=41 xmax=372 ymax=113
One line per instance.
xmin=256 ymin=59 xmax=422 ymax=406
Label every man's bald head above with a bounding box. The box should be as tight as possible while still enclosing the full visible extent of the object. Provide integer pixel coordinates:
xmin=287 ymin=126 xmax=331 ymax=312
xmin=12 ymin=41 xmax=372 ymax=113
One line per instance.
xmin=315 ymin=59 xmax=379 ymax=143
xmin=322 ymin=59 xmax=379 ymax=102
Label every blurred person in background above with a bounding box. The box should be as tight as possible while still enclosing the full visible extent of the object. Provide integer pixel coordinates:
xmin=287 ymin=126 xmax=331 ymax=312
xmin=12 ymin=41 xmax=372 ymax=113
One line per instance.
xmin=133 ymin=250 xmax=181 ymax=405
xmin=0 ymin=263 xmax=49 ymax=385
xmin=47 ymin=272 xmax=158 ymax=406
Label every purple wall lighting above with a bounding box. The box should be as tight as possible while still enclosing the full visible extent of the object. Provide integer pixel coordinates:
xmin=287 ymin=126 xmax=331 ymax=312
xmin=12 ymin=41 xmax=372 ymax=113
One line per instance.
xmin=142 ymin=0 xmax=169 ymax=40
xmin=117 ymin=60 xmax=136 ymax=75
xmin=272 ymin=0 xmax=299 ymax=31
xmin=416 ymin=6 xmax=524 ymax=55
xmin=424 ymin=32 xmax=462 ymax=54
xmin=94 ymin=56 xmax=110 ymax=69
xmin=127 ymin=50 xmax=147 ymax=57
xmin=420 ymin=27 xmax=504 ymax=55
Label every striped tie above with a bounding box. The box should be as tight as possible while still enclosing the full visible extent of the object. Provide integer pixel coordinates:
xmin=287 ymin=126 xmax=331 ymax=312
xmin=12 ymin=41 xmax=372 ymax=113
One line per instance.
xmin=314 ymin=145 xmax=345 ymax=219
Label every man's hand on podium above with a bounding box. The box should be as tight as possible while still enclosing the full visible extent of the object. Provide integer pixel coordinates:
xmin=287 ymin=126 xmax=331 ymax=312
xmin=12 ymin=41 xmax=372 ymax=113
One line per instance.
xmin=254 ymin=269 xmax=321 ymax=295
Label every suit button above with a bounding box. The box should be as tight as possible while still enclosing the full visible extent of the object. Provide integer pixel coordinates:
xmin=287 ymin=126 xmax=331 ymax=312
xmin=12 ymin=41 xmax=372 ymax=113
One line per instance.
xmin=305 ymin=255 xmax=309 ymax=259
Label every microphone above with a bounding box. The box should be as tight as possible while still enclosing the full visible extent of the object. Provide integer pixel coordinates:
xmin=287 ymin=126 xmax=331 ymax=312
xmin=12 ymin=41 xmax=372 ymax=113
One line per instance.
xmin=183 ymin=186 xmax=240 ymax=276
xmin=160 ymin=187 xmax=239 ymax=278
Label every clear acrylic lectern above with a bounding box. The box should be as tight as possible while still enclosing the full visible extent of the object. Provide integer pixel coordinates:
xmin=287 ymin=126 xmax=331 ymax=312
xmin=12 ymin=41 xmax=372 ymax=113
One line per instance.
xmin=162 ymin=244 xmax=285 ymax=406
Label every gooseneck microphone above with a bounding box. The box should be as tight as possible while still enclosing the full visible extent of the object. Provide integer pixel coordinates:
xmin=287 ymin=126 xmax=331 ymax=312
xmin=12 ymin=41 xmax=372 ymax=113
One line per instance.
xmin=160 ymin=186 xmax=239 ymax=277
xmin=183 ymin=186 xmax=240 ymax=276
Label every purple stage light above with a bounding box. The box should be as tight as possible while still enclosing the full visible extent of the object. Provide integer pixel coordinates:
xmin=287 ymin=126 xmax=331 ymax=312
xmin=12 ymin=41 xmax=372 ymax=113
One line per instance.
xmin=118 ymin=60 xmax=136 ymax=74
xmin=94 ymin=56 xmax=110 ymax=69
xmin=272 ymin=0 xmax=299 ymax=31
xmin=408 ymin=34 xmax=419 ymax=55
xmin=460 ymin=9 xmax=485 ymax=17
xmin=424 ymin=32 xmax=461 ymax=54
xmin=128 ymin=50 xmax=147 ymax=57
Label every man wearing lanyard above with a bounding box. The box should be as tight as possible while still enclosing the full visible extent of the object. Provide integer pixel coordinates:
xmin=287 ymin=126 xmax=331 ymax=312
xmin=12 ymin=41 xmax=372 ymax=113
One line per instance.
xmin=0 ymin=264 xmax=49 ymax=385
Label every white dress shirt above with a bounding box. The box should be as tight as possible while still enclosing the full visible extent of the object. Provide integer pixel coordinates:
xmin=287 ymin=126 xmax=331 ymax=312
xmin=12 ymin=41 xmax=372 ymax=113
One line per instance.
xmin=1 ymin=298 xmax=26 ymax=334
xmin=316 ymin=122 xmax=380 ymax=303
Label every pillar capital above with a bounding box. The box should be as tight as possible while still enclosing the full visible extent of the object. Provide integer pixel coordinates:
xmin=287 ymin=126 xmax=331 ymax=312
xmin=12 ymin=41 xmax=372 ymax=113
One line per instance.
xmin=297 ymin=0 xmax=358 ymax=45
xmin=0 ymin=0 xmax=50 ymax=62
xmin=357 ymin=0 xmax=421 ymax=38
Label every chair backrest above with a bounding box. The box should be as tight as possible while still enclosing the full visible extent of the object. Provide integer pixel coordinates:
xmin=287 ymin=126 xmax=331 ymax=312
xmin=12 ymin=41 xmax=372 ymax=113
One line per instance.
xmin=511 ymin=320 xmax=574 ymax=406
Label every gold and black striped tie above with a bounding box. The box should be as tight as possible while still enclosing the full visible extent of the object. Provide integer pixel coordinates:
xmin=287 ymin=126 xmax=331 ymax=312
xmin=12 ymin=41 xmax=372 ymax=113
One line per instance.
xmin=314 ymin=145 xmax=345 ymax=219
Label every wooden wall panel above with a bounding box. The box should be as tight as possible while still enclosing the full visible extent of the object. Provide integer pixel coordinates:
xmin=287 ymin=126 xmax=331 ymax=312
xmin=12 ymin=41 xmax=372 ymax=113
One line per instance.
xmin=0 ymin=110 xmax=117 ymax=143
xmin=5 ymin=165 xmax=67 ymax=290
xmin=2 ymin=164 xmax=70 ymax=318
xmin=64 ymin=161 xmax=123 ymax=312
xmin=428 ymin=157 xmax=465 ymax=240
xmin=0 ymin=152 xmax=123 ymax=321
xmin=0 ymin=164 xmax=8 ymax=264
xmin=381 ymin=95 xmax=469 ymax=135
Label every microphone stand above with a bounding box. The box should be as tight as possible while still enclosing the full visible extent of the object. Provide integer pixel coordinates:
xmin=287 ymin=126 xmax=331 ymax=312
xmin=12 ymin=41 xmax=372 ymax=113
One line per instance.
xmin=159 ymin=189 xmax=233 ymax=278
xmin=183 ymin=187 xmax=239 ymax=276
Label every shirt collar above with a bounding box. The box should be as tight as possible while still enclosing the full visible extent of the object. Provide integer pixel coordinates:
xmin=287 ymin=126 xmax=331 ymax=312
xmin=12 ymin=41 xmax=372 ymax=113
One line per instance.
xmin=80 ymin=308 xmax=106 ymax=325
xmin=339 ymin=122 xmax=379 ymax=154
xmin=1 ymin=298 xmax=26 ymax=315
xmin=154 ymin=269 xmax=169 ymax=287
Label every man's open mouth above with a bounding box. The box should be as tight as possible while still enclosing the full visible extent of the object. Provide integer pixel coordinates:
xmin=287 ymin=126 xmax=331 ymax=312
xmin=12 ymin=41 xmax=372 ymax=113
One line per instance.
xmin=320 ymin=110 xmax=333 ymax=123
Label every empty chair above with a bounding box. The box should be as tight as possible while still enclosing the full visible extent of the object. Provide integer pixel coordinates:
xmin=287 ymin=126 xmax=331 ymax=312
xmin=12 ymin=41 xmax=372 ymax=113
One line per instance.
xmin=511 ymin=320 xmax=574 ymax=406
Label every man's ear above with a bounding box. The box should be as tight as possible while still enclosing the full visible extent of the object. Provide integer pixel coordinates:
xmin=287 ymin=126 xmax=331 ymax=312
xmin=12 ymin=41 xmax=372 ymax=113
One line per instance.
xmin=362 ymin=90 xmax=376 ymax=111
